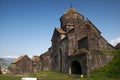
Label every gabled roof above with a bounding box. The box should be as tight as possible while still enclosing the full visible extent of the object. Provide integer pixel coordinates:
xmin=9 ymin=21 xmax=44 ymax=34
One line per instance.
xmin=56 ymin=28 xmax=66 ymax=34
xmin=40 ymin=51 xmax=49 ymax=57
xmin=11 ymin=55 xmax=29 ymax=64
xmin=51 ymin=28 xmax=66 ymax=41
xmin=100 ymin=36 xmax=113 ymax=47
xmin=85 ymin=19 xmax=101 ymax=34
xmin=115 ymin=43 xmax=120 ymax=49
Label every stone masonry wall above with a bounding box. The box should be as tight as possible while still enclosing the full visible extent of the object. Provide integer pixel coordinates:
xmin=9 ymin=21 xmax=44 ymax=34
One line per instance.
xmin=87 ymin=52 xmax=114 ymax=74
xmin=10 ymin=56 xmax=33 ymax=75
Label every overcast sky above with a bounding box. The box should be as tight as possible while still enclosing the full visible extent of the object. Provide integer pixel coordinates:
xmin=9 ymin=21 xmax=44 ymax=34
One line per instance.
xmin=0 ymin=0 xmax=120 ymax=58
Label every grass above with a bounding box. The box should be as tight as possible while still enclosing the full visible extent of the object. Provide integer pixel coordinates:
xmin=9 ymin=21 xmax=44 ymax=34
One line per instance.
xmin=0 ymin=71 xmax=81 ymax=80
xmin=28 ymin=71 xmax=81 ymax=80
xmin=0 ymin=74 xmax=22 ymax=80
xmin=0 ymin=50 xmax=120 ymax=80
xmin=0 ymin=70 xmax=118 ymax=80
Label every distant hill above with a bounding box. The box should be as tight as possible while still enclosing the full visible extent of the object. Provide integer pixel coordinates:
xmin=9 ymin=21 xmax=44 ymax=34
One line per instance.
xmin=0 ymin=58 xmax=15 ymax=68
xmin=0 ymin=58 xmax=5 ymax=62
xmin=4 ymin=58 xmax=15 ymax=63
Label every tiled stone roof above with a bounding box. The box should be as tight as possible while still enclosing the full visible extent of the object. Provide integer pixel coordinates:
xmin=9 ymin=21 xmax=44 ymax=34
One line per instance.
xmin=56 ymin=28 xmax=66 ymax=34
xmin=63 ymin=8 xmax=80 ymax=15
xmin=11 ymin=55 xmax=27 ymax=64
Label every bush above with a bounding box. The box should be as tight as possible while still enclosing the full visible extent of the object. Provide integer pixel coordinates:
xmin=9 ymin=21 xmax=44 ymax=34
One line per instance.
xmin=75 ymin=48 xmax=88 ymax=55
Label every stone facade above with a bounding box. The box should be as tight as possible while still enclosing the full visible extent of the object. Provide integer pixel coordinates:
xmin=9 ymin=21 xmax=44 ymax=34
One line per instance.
xmin=86 ymin=52 xmax=114 ymax=74
xmin=47 ymin=7 xmax=114 ymax=75
xmin=40 ymin=51 xmax=51 ymax=70
xmin=9 ymin=55 xmax=33 ymax=75
xmin=32 ymin=56 xmax=41 ymax=72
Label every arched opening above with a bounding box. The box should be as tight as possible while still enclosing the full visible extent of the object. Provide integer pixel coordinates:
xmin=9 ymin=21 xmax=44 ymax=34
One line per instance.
xmin=71 ymin=61 xmax=82 ymax=74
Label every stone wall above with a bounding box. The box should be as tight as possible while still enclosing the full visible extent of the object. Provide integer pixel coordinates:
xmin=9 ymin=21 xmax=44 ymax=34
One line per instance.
xmin=40 ymin=51 xmax=51 ymax=70
xmin=87 ymin=52 xmax=114 ymax=74
xmin=32 ymin=56 xmax=41 ymax=72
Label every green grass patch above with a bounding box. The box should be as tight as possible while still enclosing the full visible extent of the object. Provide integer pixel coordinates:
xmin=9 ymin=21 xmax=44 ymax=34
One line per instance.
xmin=0 ymin=71 xmax=81 ymax=80
xmin=0 ymin=74 xmax=22 ymax=80
xmin=28 ymin=70 xmax=80 ymax=80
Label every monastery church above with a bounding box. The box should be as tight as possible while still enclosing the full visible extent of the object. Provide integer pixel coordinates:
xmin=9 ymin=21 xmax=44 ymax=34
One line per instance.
xmin=10 ymin=7 xmax=114 ymax=75
xmin=49 ymin=7 xmax=114 ymax=75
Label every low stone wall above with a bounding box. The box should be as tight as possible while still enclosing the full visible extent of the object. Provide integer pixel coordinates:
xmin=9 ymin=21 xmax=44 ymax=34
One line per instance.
xmin=87 ymin=52 xmax=114 ymax=74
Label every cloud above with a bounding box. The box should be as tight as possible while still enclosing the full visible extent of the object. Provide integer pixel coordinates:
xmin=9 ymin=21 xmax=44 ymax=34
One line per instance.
xmin=2 ymin=55 xmax=18 ymax=58
xmin=1 ymin=55 xmax=33 ymax=59
xmin=110 ymin=38 xmax=120 ymax=46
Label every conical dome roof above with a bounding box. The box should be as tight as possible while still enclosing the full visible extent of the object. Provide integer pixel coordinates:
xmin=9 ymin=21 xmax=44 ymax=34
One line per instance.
xmin=63 ymin=8 xmax=81 ymax=15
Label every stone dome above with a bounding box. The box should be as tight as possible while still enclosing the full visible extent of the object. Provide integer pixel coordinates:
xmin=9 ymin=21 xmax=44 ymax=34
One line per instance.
xmin=60 ymin=8 xmax=84 ymax=28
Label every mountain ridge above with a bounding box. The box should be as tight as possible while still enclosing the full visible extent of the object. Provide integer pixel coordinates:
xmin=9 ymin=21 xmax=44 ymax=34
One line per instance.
xmin=0 ymin=58 xmax=15 ymax=67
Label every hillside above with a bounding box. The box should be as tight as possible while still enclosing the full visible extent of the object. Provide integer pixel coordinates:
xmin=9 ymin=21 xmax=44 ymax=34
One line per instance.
xmin=0 ymin=58 xmax=9 ymax=67
xmin=4 ymin=58 xmax=15 ymax=63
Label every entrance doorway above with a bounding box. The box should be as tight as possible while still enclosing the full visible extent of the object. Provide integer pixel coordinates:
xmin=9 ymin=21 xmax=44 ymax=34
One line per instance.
xmin=71 ymin=60 xmax=82 ymax=74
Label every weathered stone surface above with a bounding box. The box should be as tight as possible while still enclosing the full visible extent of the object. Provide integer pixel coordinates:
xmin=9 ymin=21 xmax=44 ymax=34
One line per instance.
xmin=40 ymin=51 xmax=51 ymax=70
xmin=9 ymin=55 xmax=33 ymax=75
xmin=32 ymin=56 xmax=41 ymax=72
xmin=86 ymin=52 xmax=114 ymax=74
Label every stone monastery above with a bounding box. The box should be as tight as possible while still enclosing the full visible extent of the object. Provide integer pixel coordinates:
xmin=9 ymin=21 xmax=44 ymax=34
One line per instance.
xmin=49 ymin=7 xmax=114 ymax=75
xmin=10 ymin=7 xmax=114 ymax=75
